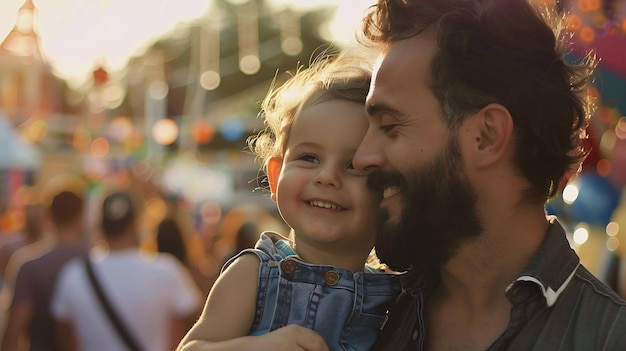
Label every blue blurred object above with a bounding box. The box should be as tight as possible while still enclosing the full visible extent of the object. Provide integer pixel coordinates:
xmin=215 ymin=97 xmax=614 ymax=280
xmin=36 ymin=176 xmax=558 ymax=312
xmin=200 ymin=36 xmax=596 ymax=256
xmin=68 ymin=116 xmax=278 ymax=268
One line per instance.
xmin=545 ymin=197 xmax=564 ymax=217
xmin=220 ymin=119 xmax=245 ymax=141
xmin=565 ymin=171 xmax=621 ymax=227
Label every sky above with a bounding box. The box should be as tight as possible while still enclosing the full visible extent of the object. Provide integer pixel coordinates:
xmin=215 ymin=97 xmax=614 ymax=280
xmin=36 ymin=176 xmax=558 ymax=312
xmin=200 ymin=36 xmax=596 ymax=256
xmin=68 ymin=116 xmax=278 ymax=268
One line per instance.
xmin=0 ymin=0 xmax=375 ymax=86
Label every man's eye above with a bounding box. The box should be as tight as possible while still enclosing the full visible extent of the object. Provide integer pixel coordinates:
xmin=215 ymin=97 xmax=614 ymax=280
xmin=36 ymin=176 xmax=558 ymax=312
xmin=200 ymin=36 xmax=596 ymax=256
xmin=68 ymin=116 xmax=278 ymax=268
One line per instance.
xmin=380 ymin=124 xmax=396 ymax=132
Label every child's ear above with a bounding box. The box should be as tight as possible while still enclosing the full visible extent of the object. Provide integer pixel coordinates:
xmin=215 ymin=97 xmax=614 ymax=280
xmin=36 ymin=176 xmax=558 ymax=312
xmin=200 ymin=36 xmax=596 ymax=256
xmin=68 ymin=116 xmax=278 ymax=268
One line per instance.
xmin=267 ymin=157 xmax=282 ymax=201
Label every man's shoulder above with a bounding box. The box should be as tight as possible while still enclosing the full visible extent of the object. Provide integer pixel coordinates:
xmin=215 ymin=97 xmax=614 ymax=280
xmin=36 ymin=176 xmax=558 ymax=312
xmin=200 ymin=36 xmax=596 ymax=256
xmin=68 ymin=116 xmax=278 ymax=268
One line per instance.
xmin=539 ymin=265 xmax=626 ymax=348
xmin=12 ymin=241 xmax=55 ymax=273
xmin=509 ymin=264 xmax=626 ymax=350
xmin=570 ymin=264 xmax=626 ymax=307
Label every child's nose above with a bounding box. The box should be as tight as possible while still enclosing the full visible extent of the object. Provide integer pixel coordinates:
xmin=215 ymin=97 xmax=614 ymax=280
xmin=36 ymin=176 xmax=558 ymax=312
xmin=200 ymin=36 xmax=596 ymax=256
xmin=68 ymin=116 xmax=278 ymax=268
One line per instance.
xmin=314 ymin=166 xmax=341 ymax=187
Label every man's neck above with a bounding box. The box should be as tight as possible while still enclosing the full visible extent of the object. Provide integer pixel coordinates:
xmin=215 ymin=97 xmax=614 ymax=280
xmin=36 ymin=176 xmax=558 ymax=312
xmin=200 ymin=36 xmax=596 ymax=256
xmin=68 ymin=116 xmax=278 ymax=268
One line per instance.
xmin=105 ymin=230 xmax=138 ymax=251
xmin=425 ymin=205 xmax=550 ymax=351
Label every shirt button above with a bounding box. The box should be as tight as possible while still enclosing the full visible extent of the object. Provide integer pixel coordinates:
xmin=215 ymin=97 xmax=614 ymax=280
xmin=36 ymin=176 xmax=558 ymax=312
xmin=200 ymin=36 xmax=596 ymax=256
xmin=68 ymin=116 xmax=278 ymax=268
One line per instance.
xmin=412 ymin=330 xmax=419 ymax=340
xmin=324 ymin=270 xmax=340 ymax=285
xmin=281 ymin=259 xmax=298 ymax=274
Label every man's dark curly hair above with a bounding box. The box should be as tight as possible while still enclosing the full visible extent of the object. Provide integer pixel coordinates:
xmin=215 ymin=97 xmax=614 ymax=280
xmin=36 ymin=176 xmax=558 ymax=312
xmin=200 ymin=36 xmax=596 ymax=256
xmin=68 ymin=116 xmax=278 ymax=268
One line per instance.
xmin=359 ymin=0 xmax=597 ymax=203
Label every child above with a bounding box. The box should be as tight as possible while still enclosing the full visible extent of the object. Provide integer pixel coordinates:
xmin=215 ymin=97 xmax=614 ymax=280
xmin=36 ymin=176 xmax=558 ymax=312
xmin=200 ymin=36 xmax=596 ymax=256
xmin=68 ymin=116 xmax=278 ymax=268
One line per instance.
xmin=177 ymin=51 xmax=399 ymax=351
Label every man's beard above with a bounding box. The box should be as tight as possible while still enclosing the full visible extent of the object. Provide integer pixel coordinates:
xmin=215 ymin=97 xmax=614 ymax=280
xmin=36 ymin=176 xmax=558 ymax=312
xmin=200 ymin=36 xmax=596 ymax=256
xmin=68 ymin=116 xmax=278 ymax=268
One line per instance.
xmin=370 ymin=135 xmax=483 ymax=272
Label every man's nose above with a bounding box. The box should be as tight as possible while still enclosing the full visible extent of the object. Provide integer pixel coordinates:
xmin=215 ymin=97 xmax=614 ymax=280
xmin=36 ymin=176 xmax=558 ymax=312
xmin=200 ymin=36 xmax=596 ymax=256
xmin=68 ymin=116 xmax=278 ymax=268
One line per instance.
xmin=353 ymin=129 xmax=384 ymax=173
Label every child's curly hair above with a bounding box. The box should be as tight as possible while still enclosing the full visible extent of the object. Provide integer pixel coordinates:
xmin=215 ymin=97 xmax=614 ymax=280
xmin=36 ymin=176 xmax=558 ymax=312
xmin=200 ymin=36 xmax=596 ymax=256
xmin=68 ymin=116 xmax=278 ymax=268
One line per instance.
xmin=247 ymin=50 xmax=374 ymax=190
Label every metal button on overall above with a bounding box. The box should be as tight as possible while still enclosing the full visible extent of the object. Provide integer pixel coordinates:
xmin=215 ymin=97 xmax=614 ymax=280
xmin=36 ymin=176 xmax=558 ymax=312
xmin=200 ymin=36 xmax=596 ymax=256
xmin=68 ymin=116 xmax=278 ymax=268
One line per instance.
xmin=324 ymin=270 xmax=339 ymax=285
xmin=281 ymin=259 xmax=298 ymax=274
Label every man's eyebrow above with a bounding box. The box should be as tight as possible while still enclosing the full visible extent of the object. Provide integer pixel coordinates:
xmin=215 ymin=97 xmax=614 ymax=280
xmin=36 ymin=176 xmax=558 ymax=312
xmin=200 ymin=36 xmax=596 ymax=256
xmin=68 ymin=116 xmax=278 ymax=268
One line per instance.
xmin=366 ymin=103 xmax=399 ymax=117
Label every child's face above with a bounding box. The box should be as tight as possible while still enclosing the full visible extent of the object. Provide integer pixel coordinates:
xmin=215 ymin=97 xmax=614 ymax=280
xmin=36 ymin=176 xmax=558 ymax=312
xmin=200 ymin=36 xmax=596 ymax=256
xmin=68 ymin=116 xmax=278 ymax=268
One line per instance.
xmin=273 ymin=99 xmax=381 ymax=256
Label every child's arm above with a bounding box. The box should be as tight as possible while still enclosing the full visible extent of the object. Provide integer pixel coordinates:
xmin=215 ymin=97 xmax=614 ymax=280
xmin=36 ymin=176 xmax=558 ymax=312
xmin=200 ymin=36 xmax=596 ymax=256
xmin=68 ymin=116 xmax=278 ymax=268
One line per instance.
xmin=176 ymin=253 xmax=328 ymax=351
xmin=177 ymin=324 xmax=329 ymax=351
xmin=179 ymin=253 xmax=259 ymax=344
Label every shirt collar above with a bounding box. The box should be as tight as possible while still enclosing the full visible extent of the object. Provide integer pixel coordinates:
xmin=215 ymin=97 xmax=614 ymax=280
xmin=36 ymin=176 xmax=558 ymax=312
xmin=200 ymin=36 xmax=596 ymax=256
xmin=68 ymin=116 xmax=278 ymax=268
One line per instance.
xmin=508 ymin=216 xmax=580 ymax=307
xmin=400 ymin=217 xmax=580 ymax=307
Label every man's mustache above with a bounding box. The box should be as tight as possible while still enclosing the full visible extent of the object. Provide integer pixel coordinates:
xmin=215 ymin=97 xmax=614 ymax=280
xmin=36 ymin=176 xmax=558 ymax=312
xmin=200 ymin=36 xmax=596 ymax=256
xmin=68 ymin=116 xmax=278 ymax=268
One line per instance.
xmin=366 ymin=169 xmax=408 ymax=193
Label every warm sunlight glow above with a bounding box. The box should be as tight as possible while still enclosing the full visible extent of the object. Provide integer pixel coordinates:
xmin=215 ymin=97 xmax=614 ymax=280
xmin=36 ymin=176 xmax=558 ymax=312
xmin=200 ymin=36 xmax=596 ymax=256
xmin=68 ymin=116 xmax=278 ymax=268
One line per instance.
xmin=0 ymin=1 xmax=21 ymax=44
xmin=0 ymin=0 xmax=211 ymax=87
xmin=0 ymin=0 xmax=370 ymax=86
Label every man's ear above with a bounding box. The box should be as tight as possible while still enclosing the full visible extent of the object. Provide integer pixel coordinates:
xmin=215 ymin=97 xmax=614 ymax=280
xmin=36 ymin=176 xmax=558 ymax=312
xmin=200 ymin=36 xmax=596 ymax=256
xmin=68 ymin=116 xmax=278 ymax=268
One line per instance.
xmin=267 ymin=157 xmax=282 ymax=201
xmin=469 ymin=103 xmax=514 ymax=168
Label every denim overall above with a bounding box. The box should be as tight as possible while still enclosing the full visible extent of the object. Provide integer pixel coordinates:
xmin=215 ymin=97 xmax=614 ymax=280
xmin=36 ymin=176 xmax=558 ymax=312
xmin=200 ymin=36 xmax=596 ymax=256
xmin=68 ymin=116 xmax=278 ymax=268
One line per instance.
xmin=223 ymin=232 xmax=399 ymax=351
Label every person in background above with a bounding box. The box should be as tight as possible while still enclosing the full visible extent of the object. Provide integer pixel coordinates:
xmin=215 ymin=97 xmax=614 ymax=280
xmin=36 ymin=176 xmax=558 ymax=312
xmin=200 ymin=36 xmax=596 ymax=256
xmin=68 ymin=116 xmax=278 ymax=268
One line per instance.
xmin=177 ymin=50 xmax=398 ymax=351
xmin=1 ymin=190 xmax=86 ymax=351
xmin=157 ymin=217 xmax=189 ymax=266
xmin=51 ymin=190 xmax=202 ymax=351
xmin=209 ymin=204 xmax=286 ymax=268
xmin=0 ymin=202 xmax=45 ymax=283
xmin=156 ymin=216 xmax=213 ymax=296
xmin=233 ymin=221 xmax=259 ymax=257
xmin=351 ymin=0 xmax=626 ymax=349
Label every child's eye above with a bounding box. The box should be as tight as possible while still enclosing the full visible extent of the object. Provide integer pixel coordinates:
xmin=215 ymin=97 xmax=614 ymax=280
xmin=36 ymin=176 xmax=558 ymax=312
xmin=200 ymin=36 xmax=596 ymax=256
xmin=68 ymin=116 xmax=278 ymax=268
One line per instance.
xmin=346 ymin=161 xmax=355 ymax=170
xmin=298 ymin=154 xmax=319 ymax=163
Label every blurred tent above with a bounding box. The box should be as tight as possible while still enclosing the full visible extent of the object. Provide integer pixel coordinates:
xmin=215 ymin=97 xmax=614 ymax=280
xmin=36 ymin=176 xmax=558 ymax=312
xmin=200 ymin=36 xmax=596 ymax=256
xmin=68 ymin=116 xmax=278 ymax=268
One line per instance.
xmin=0 ymin=111 xmax=40 ymax=171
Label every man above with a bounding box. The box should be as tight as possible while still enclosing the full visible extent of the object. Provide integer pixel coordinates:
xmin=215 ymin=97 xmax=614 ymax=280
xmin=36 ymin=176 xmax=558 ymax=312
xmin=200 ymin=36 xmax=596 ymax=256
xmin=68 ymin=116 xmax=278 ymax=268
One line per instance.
xmin=351 ymin=0 xmax=626 ymax=350
xmin=1 ymin=190 xmax=86 ymax=351
xmin=51 ymin=191 xmax=201 ymax=351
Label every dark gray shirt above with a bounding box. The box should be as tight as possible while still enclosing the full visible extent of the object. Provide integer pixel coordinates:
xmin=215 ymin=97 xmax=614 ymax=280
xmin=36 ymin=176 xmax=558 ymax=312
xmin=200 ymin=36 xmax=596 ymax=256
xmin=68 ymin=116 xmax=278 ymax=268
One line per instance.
xmin=371 ymin=217 xmax=626 ymax=350
xmin=12 ymin=243 xmax=86 ymax=351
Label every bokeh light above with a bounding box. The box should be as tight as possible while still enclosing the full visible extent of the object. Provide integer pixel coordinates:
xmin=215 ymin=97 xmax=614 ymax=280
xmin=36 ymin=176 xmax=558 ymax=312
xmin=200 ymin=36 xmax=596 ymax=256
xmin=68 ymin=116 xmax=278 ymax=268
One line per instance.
xmin=221 ymin=119 xmax=245 ymax=141
xmin=148 ymin=81 xmax=169 ymax=100
xmin=192 ymin=120 xmax=215 ymax=144
xmin=573 ymin=226 xmax=590 ymax=245
xmin=200 ymin=70 xmax=221 ymax=90
xmin=563 ymin=183 xmax=580 ymax=204
xmin=282 ymin=37 xmax=303 ymax=56
xmin=596 ymin=158 xmax=611 ymax=177
xmin=606 ymin=222 xmax=619 ymax=236
xmin=90 ymin=137 xmax=110 ymax=158
xmin=579 ymin=26 xmax=596 ymax=42
xmin=239 ymin=55 xmax=261 ymax=75
xmin=152 ymin=118 xmax=178 ymax=145
xmin=72 ymin=129 xmax=91 ymax=152
xmin=108 ymin=116 xmax=134 ymax=143
xmin=607 ymin=237 xmax=619 ymax=251
xmin=577 ymin=0 xmax=600 ymax=12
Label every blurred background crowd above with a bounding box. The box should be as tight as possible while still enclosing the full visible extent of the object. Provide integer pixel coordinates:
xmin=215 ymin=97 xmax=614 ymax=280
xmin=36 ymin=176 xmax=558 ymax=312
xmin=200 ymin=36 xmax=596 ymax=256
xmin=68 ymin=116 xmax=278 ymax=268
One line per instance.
xmin=0 ymin=0 xmax=624 ymax=349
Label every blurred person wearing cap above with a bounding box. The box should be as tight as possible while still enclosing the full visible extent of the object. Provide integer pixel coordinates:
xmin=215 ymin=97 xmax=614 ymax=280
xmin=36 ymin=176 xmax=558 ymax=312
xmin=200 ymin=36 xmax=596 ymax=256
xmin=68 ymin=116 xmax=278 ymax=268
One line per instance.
xmin=1 ymin=190 xmax=87 ymax=351
xmin=50 ymin=190 xmax=202 ymax=351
